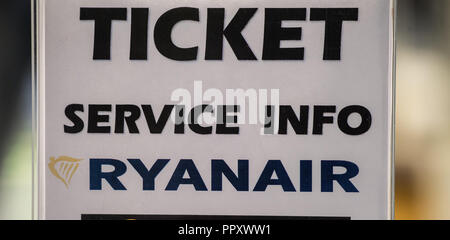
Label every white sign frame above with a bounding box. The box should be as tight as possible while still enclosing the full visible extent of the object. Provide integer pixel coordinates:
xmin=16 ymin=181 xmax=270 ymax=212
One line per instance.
xmin=32 ymin=0 xmax=396 ymax=220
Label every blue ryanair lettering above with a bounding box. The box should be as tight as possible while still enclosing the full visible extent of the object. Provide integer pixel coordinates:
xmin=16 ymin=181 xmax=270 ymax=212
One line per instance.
xmin=89 ymin=158 xmax=359 ymax=192
xmin=253 ymin=160 xmax=295 ymax=192
xmin=165 ymin=159 xmax=208 ymax=191
xmin=90 ymin=158 xmax=127 ymax=190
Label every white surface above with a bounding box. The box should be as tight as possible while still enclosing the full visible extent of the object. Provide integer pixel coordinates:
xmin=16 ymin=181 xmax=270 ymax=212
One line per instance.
xmin=38 ymin=0 xmax=394 ymax=219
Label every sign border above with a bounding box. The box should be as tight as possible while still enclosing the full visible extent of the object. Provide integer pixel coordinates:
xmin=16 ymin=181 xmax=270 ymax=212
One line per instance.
xmin=32 ymin=0 xmax=397 ymax=220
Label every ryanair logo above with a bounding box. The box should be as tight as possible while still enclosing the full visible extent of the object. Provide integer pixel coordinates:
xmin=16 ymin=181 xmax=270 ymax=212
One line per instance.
xmin=49 ymin=156 xmax=82 ymax=188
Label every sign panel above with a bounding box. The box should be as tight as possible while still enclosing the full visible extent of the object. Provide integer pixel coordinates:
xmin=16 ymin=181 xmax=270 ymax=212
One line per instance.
xmin=35 ymin=0 xmax=395 ymax=220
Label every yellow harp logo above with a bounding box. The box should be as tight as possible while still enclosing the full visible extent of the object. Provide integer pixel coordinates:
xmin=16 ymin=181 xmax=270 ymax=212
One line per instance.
xmin=49 ymin=156 xmax=82 ymax=188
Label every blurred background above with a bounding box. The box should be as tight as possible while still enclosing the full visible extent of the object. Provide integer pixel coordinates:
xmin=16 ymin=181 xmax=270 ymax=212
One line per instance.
xmin=0 ymin=0 xmax=448 ymax=220
xmin=395 ymin=0 xmax=450 ymax=219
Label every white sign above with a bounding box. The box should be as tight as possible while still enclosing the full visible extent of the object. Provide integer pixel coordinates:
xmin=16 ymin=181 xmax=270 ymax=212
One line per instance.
xmin=34 ymin=0 xmax=395 ymax=220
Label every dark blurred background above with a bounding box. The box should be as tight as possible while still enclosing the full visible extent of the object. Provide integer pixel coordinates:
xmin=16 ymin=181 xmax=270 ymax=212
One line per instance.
xmin=0 ymin=1 xmax=32 ymax=219
xmin=0 ymin=0 xmax=448 ymax=219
